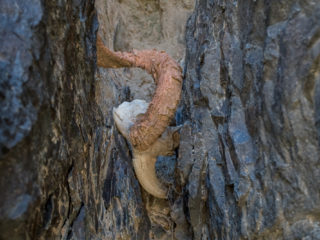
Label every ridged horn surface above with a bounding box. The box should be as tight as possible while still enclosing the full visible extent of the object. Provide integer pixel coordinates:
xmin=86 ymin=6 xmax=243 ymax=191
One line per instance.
xmin=132 ymin=155 xmax=167 ymax=199
xmin=97 ymin=36 xmax=182 ymax=198
xmin=97 ymin=36 xmax=182 ymax=151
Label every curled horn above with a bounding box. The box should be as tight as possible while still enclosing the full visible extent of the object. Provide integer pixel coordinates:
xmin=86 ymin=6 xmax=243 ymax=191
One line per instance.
xmin=97 ymin=36 xmax=182 ymax=198
xmin=96 ymin=36 xmax=182 ymax=151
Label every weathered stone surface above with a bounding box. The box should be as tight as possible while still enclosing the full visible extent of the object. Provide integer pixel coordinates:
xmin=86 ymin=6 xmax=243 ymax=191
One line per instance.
xmin=1 ymin=0 xmax=320 ymax=239
xmin=176 ymin=0 xmax=320 ymax=239
xmin=0 ymin=0 xmax=150 ymax=239
xmin=0 ymin=0 xmax=43 ymax=155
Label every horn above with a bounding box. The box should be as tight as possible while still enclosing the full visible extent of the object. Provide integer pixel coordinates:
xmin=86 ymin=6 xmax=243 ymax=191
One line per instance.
xmin=97 ymin=36 xmax=182 ymax=198
xmin=97 ymin=36 xmax=182 ymax=151
xmin=132 ymin=154 xmax=167 ymax=199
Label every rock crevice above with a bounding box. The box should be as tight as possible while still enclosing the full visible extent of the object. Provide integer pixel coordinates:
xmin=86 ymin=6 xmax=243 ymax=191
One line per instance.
xmin=1 ymin=0 xmax=320 ymax=239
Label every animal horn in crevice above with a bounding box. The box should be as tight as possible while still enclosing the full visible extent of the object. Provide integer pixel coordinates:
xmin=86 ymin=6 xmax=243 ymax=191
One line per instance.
xmin=96 ymin=36 xmax=182 ymax=151
xmin=132 ymin=155 xmax=167 ymax=199
xmin=97 ymin=36 xmax=182 ymax=198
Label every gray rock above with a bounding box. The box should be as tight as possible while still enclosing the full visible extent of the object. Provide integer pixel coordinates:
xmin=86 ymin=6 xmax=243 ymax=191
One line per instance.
xmin=178 ymin=0 xmax=320 ymax=238
xmin=0 ymin=0 xmax=150 ymax=239
xmin=156 ymin=155 xmax=176 ymax=187
xmin=1 ymin=0 xmax=320 ymax=239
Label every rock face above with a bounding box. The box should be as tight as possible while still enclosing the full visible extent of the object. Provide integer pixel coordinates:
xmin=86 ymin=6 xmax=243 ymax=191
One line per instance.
xmin=0 ymin=0 xmax=150 ymax=239
xmin=179 ymin=1 xmax=320 ymax=239
xmin=1 ymin=0 xmax=320 ymax=240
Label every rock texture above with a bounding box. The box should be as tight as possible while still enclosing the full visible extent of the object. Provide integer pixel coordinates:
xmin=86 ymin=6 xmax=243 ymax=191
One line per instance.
xmin=177 ymin=0 xmax=320 ymax=239
xmin=1 ymin=0 xmax=320 ymax=240
xmin=0 ymin=0 xmax=149 ymax=239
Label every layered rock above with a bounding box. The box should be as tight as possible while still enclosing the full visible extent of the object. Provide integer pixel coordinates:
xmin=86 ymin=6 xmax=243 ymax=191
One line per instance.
xmin=1 ymin=0 xmax=320 ymax=239
xmin=177 ymin=0 xmax=320 ymax=239
xmin=0 ymin=0 xmax=150 ymax=239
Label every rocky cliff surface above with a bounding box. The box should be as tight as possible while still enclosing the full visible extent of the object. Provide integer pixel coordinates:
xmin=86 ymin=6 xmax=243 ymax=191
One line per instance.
xmin=179 ymin=1 xmax=320 ymax=239
xmin=1 ymin=0 xmax=320 ymax=239
xmin=0 ymin=0 xmax=107 ymax=239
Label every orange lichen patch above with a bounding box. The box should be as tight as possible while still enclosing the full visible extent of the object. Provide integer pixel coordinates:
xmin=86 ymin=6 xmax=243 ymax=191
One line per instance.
xmin=97 ymin=36 xmax=182 ymax=151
